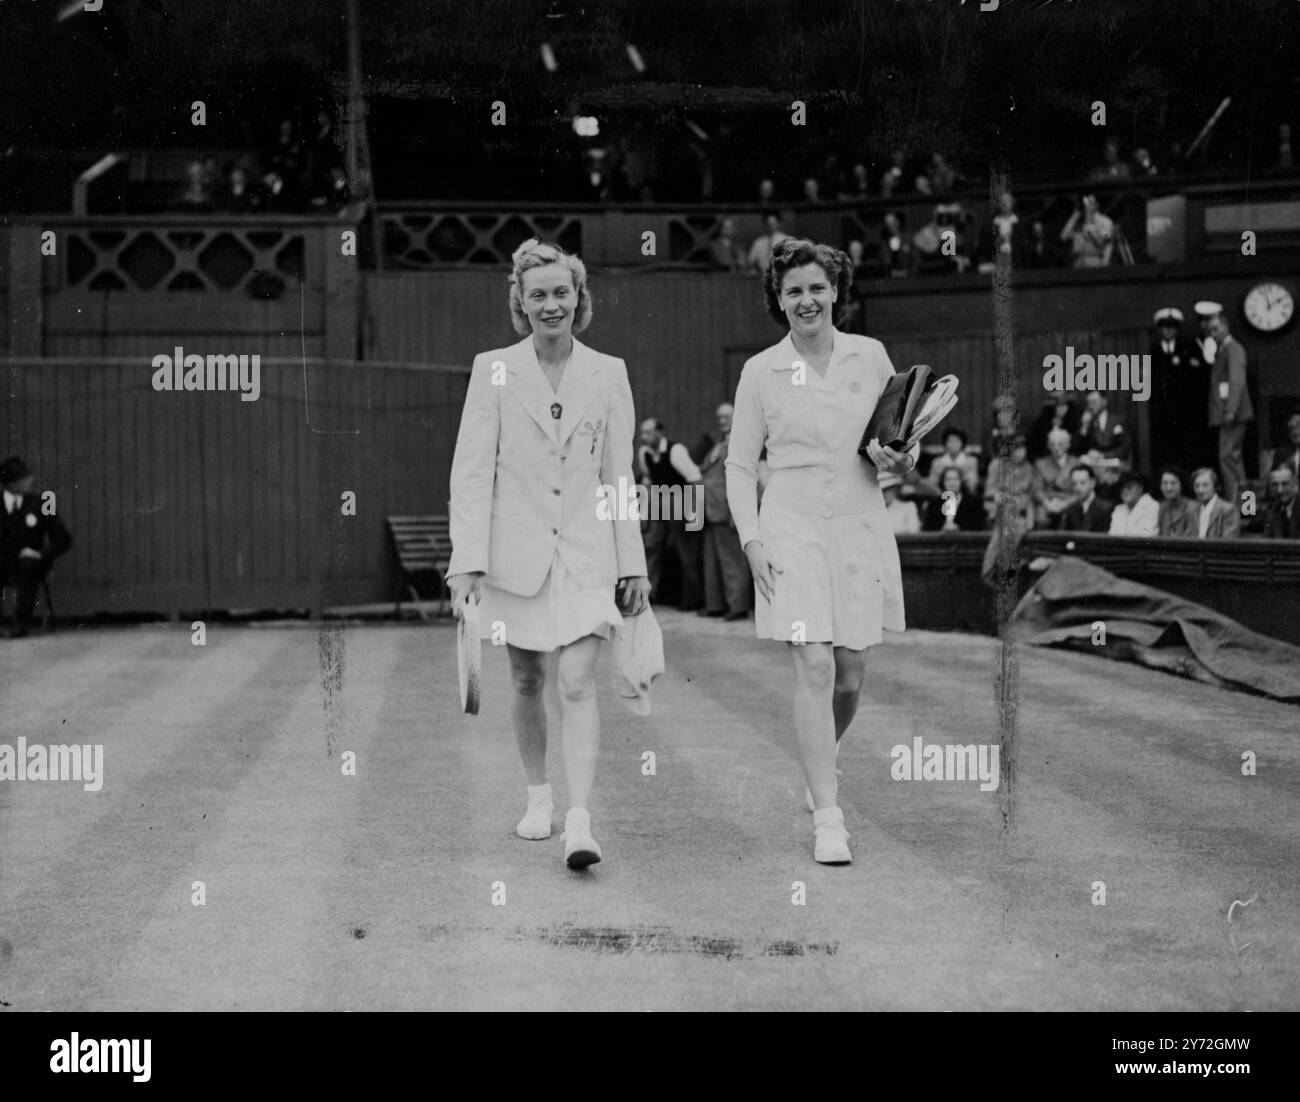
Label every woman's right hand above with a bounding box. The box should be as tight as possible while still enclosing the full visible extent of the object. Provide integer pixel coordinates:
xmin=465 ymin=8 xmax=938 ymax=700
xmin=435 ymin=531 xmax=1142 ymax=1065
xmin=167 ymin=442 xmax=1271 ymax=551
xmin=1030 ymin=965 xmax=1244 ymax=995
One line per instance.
xmin=446 ymin=572 xmax=484 ymax=618
xmin=744 ymin=540 xmax=782 ymax=602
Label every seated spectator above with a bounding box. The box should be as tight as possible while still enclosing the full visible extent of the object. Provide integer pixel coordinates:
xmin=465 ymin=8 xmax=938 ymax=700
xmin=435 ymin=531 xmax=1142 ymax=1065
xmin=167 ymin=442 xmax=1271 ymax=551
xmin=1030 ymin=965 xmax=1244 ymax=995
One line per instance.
xmin=879 ymin=149 xmax=907 ymax=198
xmin=1033 ymin=427 xmax=1079 ymax=528
xmin=1263 ymin=412 xmax=1300 ymax=477
xmin=263 ymin=117 xmax=306 ymax=210
xmin=928 ymin=428 xmax=979 ymax=493
xmin=1060 ymin=194 xmax=1114 ymax=268
xmin=922 ymin=466 xmax=985 ymax=532
xmin=844 ymin=161 xmax=870 ymax=199
xmin=801 ymin=177 xmax=821 ymax=203
xmin=924 ymin=152 xmax=959 ymax=195
xmin=879 ymin=211 xmax=910 ymax=275
xmin=982 ymin=396 xmax=1019 ymax=472
xmin=1191 ymin=467 xmax=1241 ymax=538
xmin=1027 ymin=392 xmax=1081 ymax=459
xmin=977 ymin=190 xmax=1028 ymax=269
xmin=1076 ymin=391 xmax=1131 ymax=464
xmin=1060 ymin=464 xmax=1113 ymax=533
xmin=0 ymin=456 xmax=72 ymax=638
xmin=914 ymin=202 xmax=972 ymax=275
xmin=747 ymin=212 xmax=790 ymax=274
xmin=172 ymin=160 xmax=215 ymax=213
xmin=984 ymin=434 xmax=1035 ymax=529
xmin=1023 ymin=220 xmax=1051 ymax=269
xmin=846 ymin=238 xmax=868 ymax=277
xmin=881 ymin=473 xmax=920 ymax=535
xmin=1133 ymin=147 xmax=1158 ymax=177
xmin=757 ymin=177 xmax=777 ymax=204
xmin=1263 ymin=463 xmax=1300 ymax=539
xmin=1108 ymin=472 xmax=1160 ymax=537
xmin=1157 ymin=466 xmax=1199 ymax=537
xmin=326 ymin=165 xmax=351 ymax=210
xmin=218 ymin=161 xmax=266 ymax=214
xmin=305 ymin=109 xmax=342 ymax=208
xmin=1089 ymin=137 xmax=1131 ymax=181
xmin=709 ymin=217 xmax=745 ymax=271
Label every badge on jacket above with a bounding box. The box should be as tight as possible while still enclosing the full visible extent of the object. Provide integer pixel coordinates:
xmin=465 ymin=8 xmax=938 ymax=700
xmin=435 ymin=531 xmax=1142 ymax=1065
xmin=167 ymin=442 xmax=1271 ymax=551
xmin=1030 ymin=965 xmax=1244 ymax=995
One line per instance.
xmin=26 ymin=514 xmax=37 ymax=527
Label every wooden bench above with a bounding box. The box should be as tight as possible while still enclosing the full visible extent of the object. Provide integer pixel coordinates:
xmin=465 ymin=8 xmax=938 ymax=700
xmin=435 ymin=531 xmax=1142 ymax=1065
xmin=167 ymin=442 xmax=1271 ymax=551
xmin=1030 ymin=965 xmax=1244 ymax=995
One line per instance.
xmin=387 ymin=515 xmax=453 ymax=620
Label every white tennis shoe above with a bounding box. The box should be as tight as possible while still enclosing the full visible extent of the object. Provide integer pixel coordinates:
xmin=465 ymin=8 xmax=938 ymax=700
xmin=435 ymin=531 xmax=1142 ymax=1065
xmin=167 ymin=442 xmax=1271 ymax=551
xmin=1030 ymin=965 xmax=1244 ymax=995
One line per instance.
xmin=563 ymin=809 xmax=602 ymax=869
xmin=813 ymin=808 xmax=852 ymax=865
xmin=516 ymin=785 xmax=554 ymax=840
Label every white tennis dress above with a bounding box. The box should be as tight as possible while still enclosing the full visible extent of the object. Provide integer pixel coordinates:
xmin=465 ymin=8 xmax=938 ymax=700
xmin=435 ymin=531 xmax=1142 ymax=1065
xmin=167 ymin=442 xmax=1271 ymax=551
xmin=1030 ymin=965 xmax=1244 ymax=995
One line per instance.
xmin=725 ymin=329 xmax=916 ymax=650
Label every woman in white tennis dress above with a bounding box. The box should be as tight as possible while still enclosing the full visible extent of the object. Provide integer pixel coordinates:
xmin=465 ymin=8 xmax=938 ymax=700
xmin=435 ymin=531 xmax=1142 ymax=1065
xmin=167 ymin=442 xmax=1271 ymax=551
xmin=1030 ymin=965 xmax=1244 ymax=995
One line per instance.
xmin=445 ymin=239 xmax=651 ymax=870
xmin=726 ymin=238 xmax=918 ymax=866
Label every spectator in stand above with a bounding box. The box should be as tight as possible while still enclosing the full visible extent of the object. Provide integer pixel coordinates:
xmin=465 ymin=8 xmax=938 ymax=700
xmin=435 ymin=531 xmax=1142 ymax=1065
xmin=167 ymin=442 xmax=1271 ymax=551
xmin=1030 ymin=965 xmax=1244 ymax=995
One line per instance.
xmin=927 ymin=427 xmax=979 ymax=493
xmin=1033 ymin=427 xmax=1079 ymax=528
xmin=1133 ymin=147 xmax=1158 ymax=177
xmin=881 ymin=472 xmax=920 ymax=535
xmin=983 ymin=395 xmax=1019 ymax=471
xmin=977 ymin=190 xmax=1027 ymax=269
xmin=879 ymin=211 xmax=910 ymax=275
xmin=305 ymin=109 xmax=341 ymax=208
xmin=1089 ymin=137 xmax=1131 ymax=181
xmin=1149 ymin=306 xmax=1214 ymax=476
xmin=264 ymin=117 xmax=306 ymax=210
xmin=757 ymin=177 xmax=777 ymax=205
xmin=1024 ymin=220 xmax=1050 ymax=269
xmin=1077 ymin=391 xmax=1131 ymax=465
xmin=1273 ymin=124 xmax=1293 ymax=174
xmin=172 ymin=160 xmax=215 ymax=213
xmin=326 ymin=165 xmax=351 ymax=211
xmin=1205 ymin=307 xmax=1254 ymax=504
xmin=914 ymin=202 xmax=971 ymax=275
xmin=1027 ymin=392 xmax=1082 ymax=460
xmin=1157 ymin=466 xmax=1199 ymax=537
xmin=1263 ymin=413 xmax=1300 ymax=477
xmin=922 ymin=466 xmax=984 ymax=532
xmin=844 ymin=162 xmax=870 ymax=199
xmin=879 ymin=149 xmax=907 ymax=198
xmin=1193 ymin=300 xmax=1221 ymax=374
xmin=984 ymin=434 xmax=1035 ymax=530
xmin=217 ymin=162 xmax=267 ymax=214
xmin=1060 ymin=464 xmax=1113 ymax=533
xmin=697 ymin=403 xmax=752 ymax=619
xmin=1060 ymin=194 xmax=1114 ymax=268
xmin=710 ymin=217 xmax=745 ymax=272
xmin=802 ymin=177 xmax=821 ymax=203
xmin=1262 ymin=463 xmax=1300 ymax=539
xmin=1191 ymin=467 xmax=1241 ymax=539
xmin=924 ymin=153 xmax=959 ymax=195
xmin=747 ymin=212 xmax=790 ymax=274
xmin=1108 ymin=472 xmax=1160 ymax=536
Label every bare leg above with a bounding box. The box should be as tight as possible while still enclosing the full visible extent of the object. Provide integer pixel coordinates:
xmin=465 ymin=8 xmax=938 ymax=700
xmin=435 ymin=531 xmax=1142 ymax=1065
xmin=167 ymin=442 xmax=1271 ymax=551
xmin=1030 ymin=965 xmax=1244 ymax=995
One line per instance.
xmin=790 ymin=642 xmax=838 ymax=810
xmin=556 ymin=634 xmax=604 ymax=809
xmin=832 ymin=645 xmax=867 ymax=744
xmin=506 ymin=644 xmax=547 ymax=786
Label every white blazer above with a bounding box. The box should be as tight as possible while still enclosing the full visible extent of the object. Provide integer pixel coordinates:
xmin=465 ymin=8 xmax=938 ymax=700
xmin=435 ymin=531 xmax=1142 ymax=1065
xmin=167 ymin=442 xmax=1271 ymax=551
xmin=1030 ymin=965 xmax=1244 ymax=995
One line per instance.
xmin=447 ymin=336 xmax=647 ymax=596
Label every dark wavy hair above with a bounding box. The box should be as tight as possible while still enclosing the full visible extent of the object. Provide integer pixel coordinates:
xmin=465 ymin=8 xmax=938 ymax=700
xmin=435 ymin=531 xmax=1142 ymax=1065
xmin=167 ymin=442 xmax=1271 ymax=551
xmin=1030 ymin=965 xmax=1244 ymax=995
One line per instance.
xmin=762 ymin=238 xmax=854 ymax=328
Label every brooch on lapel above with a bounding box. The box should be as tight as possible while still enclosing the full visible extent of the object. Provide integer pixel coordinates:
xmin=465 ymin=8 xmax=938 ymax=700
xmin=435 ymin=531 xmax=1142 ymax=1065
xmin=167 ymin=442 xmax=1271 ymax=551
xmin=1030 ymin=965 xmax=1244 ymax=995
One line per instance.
xmin=550 ymin=402 xmax=562 ymax=420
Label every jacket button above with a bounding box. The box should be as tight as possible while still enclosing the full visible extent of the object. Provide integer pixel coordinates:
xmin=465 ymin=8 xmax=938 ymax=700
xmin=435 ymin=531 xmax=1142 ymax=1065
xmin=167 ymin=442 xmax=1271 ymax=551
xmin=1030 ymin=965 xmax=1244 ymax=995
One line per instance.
xmin=552 ymin=489 xmax=561 ymax=496
xmin=551 ymin=528 xmax=558 ymax=535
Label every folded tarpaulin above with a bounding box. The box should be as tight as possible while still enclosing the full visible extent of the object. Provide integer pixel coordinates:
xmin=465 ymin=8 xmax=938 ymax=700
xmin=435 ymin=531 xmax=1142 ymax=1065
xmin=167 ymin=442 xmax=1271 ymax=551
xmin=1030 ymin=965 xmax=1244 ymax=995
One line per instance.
xmin=1008 ymin=555 xmax=1300 ymax=703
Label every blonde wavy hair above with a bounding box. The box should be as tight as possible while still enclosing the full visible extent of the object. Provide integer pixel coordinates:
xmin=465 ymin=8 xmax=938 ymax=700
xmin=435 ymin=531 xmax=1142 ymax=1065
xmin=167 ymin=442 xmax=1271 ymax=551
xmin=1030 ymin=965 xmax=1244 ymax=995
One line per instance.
xmin=508 ymin=238 xmax=593 ymax=336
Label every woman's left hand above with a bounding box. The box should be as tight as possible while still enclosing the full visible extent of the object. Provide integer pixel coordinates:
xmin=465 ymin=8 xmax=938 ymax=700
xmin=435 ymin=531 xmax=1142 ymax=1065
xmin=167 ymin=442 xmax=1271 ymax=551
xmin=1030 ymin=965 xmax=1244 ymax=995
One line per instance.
xmin=618 ymin=576 xmax=651 ymax=616
xmin=865 ymin=437 xmax=915 ymax=475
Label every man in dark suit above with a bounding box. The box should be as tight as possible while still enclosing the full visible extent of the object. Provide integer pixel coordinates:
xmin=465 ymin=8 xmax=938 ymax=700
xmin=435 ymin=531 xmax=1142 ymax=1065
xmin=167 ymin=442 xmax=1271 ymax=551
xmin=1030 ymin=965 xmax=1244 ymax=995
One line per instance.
xmin=1060 ymin=464 xmax=1114 ymax=533
xmin=1149 ymin=307 xmax=1214 ymax=476
xmin=0 ymin=456 xmax=72 ymax=638
xmin=1077 ymin=391 xmax=1131 ymax=465
xmin=1263 ymin=413 xmax=1300 ymax=479
xmin=1205 ymin=310 xmax=1254 ymax=504
xmin=1263 ymin=464 xmax=1300 ymax=540
xmin=697 ymin=403 xmax=752 ymax=620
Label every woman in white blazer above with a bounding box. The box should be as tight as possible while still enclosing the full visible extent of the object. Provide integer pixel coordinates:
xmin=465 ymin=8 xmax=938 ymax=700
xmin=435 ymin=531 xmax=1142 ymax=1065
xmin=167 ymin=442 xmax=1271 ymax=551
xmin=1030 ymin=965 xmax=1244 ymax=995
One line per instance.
xmin=445 ymin=239 xmax=651 ymax=870
xmin=726 ymin=238 xmax=917 ymax=866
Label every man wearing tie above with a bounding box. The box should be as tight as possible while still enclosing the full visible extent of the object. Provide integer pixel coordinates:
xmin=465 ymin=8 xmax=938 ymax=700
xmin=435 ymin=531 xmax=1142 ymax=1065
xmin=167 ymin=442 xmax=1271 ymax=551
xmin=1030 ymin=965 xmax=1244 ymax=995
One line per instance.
xmin=1205 ymin=308 xmax=1254 ymax=504
xmin=1191 ymin=467 xmax=1241 ymax=539
xmin=1263 ymin=413 xmax=1300 ymax=479
xmin=697 ymin=403 xmax=753 ymax=620
xmin=1 ymin=456 xmax=72 ymax=638
xmin=1262 ymin=464 xmax=1300 ymax=540
xmin=1148 ymin=307 xmax=1212 ymax=475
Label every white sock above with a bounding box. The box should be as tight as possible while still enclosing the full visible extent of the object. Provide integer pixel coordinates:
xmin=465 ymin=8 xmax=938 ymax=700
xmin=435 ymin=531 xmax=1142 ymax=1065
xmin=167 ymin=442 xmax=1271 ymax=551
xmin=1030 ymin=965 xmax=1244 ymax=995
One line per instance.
xmin=565 ymin=807 xmax=590 ymax=829
xmin=527 ymin=783 xmax=552 ymax=802
xmin=813 ymin=807 xmax=844 ymax=828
